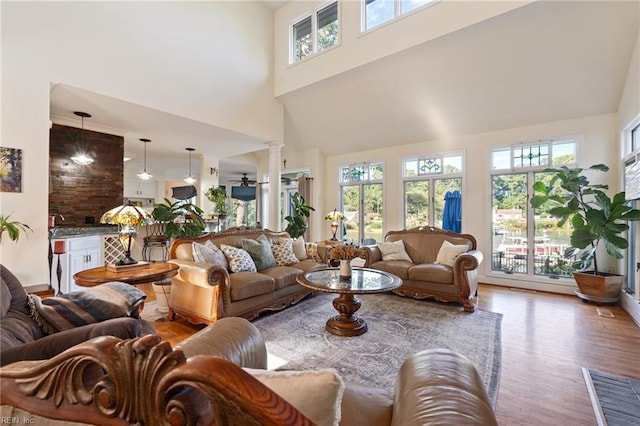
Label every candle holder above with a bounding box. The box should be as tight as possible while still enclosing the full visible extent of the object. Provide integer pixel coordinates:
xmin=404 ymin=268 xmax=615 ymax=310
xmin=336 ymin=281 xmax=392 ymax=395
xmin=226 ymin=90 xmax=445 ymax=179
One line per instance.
xmin=53 ymin=240 xmax=66 ymax=296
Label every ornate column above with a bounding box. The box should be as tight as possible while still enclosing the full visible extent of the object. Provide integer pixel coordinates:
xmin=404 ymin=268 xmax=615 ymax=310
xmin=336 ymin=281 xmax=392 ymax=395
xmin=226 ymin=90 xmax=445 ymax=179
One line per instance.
xmin=267 ymin=141 xmax=283 ymax=231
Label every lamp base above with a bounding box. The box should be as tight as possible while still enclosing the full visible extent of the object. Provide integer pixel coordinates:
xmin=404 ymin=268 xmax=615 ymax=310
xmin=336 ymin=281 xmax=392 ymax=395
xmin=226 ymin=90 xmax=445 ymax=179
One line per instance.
xmin=118 ymin=253 xmax=138 ymax=266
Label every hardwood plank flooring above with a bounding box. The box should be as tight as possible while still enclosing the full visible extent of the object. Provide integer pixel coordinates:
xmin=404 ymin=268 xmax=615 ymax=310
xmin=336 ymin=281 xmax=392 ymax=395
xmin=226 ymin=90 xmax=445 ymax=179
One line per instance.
xmin=139 ymin=283 xmax=640 ymax=425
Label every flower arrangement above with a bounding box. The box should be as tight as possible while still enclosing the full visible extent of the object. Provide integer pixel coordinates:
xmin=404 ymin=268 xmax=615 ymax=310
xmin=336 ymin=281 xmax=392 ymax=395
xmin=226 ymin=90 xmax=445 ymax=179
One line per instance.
xmin=329 ymin=244 xmax=361 ymax=260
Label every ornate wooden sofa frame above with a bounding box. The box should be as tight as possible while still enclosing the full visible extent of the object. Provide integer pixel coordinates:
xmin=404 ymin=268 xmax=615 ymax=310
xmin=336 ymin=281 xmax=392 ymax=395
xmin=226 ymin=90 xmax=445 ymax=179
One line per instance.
xmin=0 ymin=334 xmax=312 ymax=425
xmin=362 ymin=227 xmax=483 ymax=312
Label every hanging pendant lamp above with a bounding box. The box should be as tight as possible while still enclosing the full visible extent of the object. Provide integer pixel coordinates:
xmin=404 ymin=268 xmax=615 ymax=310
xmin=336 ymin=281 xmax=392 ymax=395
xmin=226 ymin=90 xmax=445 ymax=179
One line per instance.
xmin=70 ymin=111 xmax=94 ymax=165
xmin=137 ymin=138 xmax=153 ymax=180
xmin=184 ymin=147 xmax=196 ymax=184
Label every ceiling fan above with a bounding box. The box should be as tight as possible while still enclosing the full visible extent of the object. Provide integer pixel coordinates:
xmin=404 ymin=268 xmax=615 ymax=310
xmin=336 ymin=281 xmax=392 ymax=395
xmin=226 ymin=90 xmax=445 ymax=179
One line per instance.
xmin=229 ymin=173 xmax=257 ymax=187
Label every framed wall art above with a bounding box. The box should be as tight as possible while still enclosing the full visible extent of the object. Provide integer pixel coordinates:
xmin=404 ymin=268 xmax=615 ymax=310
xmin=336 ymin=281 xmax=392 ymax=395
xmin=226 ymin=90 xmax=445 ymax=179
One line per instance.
xmin=0 ymin=146 xmax=23 ymax=193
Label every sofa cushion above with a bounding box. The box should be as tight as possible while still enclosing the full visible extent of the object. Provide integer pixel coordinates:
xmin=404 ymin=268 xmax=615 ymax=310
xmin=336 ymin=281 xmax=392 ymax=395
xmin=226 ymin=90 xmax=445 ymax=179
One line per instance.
xmin=340 ymin=383 xmax=393 ymax=426
xmin=229 ymin=272 xmax=275 ymax=302
xmin=242 ymin=235 xmax=277 ymax=271
xmin=408 ymin=263 xmax=454 ymax=284
xmin=244 ymin=368 xmax=344 ymax=426
xmin=1 ymin=280 xmax=11 ymax=319
xmin=370 ymin=260 xmax=413 ymax=280
xmin=378 ymin=239 xmax=412 ymax=262
xmin=192 ymin=240 xmax=229 ymax=271
xmin=260 ymin=266 xmax=304 ymax=290
xmin=294 ymin=259 xmax=327 ymax=273
xmin=271 ymin=239 xmax=299 ymax=267
xmin=221 ymin=244 xmax=257 ymax=273
xmin=435 ymin=240 xmax=468 ymax=267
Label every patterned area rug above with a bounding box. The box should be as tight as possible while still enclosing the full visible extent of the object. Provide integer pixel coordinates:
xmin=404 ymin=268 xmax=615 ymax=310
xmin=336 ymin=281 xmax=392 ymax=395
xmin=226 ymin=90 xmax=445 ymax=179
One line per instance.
xmin=583 ymin=368 xmax=640 ymax=426
xmin=253 ymin=292 xmax=503 ymax=406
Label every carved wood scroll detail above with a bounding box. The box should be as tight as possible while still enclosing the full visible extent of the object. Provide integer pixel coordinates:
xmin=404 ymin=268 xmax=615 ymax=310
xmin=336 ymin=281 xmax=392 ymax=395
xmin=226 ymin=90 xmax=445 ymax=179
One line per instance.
xmin=0 ymin=335 xmax=313 ymax=426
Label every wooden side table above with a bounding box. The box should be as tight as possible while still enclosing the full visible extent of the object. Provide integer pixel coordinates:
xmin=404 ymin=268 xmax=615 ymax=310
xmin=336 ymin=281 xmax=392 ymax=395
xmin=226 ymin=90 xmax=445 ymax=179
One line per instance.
xmin=73 ymin=262 xmax=179 ymax=287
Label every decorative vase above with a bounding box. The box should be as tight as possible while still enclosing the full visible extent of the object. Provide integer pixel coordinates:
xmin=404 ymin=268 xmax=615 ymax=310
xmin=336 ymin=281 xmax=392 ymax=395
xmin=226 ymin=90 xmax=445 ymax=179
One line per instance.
xmin=339 ymin=259 xmax=352 ymax=281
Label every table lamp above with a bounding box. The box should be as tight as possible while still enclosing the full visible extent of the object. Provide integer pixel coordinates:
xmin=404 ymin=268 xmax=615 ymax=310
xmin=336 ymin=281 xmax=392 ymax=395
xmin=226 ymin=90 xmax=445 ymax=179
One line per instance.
xmin=100 ymin=203 xmax=150 ymax=265
xmin=325 ymin=209 xmax=345 ymax=241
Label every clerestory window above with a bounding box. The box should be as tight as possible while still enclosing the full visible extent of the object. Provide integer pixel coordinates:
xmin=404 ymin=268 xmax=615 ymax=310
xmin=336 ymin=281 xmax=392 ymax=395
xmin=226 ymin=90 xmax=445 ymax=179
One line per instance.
xmin=291 ymin=1 xmax=339 ymax=64
xmin=363 ymin=0 xmax=439 ymax=31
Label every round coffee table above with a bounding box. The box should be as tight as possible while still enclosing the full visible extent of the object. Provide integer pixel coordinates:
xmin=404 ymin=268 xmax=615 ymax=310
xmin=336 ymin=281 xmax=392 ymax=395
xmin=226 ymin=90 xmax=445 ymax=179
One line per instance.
xmin=73 ymin=262 xmax=179 ymax=287
xmin=296 ymin=267 xmax=401 ymax=336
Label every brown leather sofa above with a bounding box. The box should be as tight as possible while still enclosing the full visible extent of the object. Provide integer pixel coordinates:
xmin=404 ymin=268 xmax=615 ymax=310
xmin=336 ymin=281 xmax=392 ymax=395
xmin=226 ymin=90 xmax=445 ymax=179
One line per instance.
xmin=0 ymin=317 xmax=498 ymax=425
xmin=362 ymin=227 xmax=483 ymax=312
xmin=167 ymin=227 xmax=327 ymax=325
xmin=0 ymin=265 xmax=154 ymax=367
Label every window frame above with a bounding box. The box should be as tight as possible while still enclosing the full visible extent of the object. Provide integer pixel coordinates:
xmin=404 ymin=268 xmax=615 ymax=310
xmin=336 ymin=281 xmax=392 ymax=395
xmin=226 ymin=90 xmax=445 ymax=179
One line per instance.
xmin=338 ymin=162 xmax=384 ymax=244
xmin=361 ymin=0 xmax=439 ymax=32
xmin=290 ymin=0 xmax=340 ymax=64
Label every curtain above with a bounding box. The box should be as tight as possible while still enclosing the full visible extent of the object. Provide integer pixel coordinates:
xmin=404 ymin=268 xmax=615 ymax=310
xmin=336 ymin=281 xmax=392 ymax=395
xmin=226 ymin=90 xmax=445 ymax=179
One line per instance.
xmin=442 ymin=190 xmax=462 ymax=233
xmin=298 ymin=177 xmax=312 ymax=241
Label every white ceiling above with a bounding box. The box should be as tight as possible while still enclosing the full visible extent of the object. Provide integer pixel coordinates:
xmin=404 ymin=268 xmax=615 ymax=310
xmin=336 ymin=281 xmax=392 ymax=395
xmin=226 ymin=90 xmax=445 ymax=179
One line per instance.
xmin=281 ymin=1 xmax=639 ymax=155
xmin=49 ymin=1 xmax=639 ymax=181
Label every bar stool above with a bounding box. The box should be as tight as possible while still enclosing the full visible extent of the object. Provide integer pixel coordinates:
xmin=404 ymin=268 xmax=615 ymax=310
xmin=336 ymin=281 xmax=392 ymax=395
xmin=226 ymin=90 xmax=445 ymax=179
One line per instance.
xmin=142 ymin=222 xmax=169 ymax=262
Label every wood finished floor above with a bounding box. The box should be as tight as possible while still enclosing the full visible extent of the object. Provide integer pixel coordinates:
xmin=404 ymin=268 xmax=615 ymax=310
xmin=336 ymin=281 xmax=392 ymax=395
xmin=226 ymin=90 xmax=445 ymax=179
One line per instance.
xmin=139 ymin=283 xmax=640 ymax=425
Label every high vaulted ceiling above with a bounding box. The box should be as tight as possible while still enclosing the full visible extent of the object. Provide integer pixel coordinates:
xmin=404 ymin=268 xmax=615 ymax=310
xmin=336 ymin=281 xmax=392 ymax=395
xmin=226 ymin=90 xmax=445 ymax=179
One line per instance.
xmin=279 ymin=1 xmax=639 ymax=156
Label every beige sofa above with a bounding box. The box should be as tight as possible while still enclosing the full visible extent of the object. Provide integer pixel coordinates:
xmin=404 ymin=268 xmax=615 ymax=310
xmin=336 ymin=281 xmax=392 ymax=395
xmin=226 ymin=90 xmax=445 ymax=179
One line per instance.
xmin=363 ymin=226 xmax=483 ymax=312
xmin=0 ymin=317 xmax=498 ymax=425
xmin=167 ymin=227 xmax=327 ymax=325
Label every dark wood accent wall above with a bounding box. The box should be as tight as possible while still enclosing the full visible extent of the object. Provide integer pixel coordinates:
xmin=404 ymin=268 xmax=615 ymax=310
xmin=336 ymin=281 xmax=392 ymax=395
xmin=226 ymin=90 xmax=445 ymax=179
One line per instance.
xmin=49 ymin=124 xmax=124 ymax=227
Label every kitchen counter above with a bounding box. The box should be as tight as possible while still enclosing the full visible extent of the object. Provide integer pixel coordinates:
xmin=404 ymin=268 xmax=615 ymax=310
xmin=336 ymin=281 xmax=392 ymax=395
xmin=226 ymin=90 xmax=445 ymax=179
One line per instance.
xmin=48 ymin=226 xmax=118 ymax=238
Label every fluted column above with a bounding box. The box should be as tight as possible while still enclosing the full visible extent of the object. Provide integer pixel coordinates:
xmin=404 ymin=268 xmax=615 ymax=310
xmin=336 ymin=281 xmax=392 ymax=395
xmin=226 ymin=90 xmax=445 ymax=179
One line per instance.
xmin=267 ymin=141 xmax=283 ymax=230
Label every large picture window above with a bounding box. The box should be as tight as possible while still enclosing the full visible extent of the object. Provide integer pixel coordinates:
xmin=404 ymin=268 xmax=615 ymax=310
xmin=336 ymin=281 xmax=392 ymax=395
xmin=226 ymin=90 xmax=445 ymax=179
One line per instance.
xmin=339 ymin=162 xmax=383 ymax=244
xmin=490 ymin=140 xmax=576 ymax=279
xmin=291 ymin=1 xmax=339 ymax=63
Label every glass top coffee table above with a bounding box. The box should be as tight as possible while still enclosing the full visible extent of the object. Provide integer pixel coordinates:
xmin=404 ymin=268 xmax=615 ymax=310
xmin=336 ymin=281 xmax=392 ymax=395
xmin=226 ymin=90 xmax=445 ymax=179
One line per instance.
xmin=296 ymin=267 xmax=402 ymax=336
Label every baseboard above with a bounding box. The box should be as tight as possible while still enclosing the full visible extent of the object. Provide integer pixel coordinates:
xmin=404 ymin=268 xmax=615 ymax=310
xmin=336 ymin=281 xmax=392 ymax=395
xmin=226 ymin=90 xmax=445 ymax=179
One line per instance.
xmin=479 ymin=274 xmax=577 ymax=295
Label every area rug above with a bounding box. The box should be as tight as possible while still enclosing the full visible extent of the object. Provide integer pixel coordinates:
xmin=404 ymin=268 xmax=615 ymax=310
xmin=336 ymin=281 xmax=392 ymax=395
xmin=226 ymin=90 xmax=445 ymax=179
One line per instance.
xmin=140 ymin=301 xmax=164 ymax=322
xmin=252 ymin=293 xmax=502 ymax=407
xmin=583 ymin=368 xmax=640 ymax=426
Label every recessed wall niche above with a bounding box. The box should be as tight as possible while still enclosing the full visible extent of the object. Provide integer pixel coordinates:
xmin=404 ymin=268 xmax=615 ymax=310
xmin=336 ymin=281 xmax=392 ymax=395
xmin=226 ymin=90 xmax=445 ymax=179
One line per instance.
xmin=49 ymin=124 xmax=124 ymax=227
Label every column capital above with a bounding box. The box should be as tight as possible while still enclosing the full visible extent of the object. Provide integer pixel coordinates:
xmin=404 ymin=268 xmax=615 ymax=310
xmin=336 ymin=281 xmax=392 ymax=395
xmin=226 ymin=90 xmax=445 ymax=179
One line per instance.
xmin=266 ymin=141 xmax=284 ymax=151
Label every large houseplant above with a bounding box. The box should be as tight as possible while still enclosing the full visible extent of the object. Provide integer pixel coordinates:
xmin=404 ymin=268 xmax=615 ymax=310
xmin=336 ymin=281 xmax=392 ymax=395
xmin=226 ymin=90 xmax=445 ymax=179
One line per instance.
xmin=205 ymin=186 xmax=229 ymax=217
xmin=284 ymin=192 xmax=314 ymax=239
xmin=0 ymin=213 xmax=32 ymax=243
xmin=530 ymin=164 xmax=640 ymax=301
xmin=152 ymin=198 xmax=206 ymax=239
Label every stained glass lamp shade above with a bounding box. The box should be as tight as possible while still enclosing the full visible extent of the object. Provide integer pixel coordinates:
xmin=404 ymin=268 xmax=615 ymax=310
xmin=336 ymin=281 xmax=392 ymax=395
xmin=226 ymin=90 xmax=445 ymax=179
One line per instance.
xmin=325 ymin=209 xmax=345 ymax=241
xmin=100 ymin=204 xmax=150 ymax=265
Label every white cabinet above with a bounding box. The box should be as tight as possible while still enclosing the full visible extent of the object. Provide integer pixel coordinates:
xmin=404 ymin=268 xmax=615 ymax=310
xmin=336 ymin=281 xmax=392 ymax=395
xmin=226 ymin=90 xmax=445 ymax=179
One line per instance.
xmin=50 ymin=236 xmax=102 ymax=294
xmin=124 ymin=179 xmax=157 ymax=199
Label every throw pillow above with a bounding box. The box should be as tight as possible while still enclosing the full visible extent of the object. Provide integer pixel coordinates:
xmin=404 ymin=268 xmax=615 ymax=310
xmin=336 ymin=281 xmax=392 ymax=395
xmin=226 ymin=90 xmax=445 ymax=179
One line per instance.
xmin=378 ymin=240 xmax=412 ymax=262
xmin=221 ymin=244 xmax=257 ymax=273
xmin=241 ymin=235 xmax=277 ymax=271
xmin=271 ymin=239 xmax=299 ymax=266
xmin=192 ymin=240 xmax=229 ymax=271
xmin=292 ymin=236 xmax=307 ymax=260
xmin=244 ymin=368 xmax=344 ymax=426
xmin=306 ymin=242 xmax=321 ymax=262
xmin=435 ymin=240 xmax=468 ymax=267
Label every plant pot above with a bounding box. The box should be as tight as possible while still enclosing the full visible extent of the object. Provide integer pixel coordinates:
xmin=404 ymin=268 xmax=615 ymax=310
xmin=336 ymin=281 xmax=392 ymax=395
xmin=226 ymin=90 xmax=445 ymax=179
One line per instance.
xmin=152 ymin=281 xmax=172 ymax=315
xmin=573 ymin=271 xmax=624 ymax=303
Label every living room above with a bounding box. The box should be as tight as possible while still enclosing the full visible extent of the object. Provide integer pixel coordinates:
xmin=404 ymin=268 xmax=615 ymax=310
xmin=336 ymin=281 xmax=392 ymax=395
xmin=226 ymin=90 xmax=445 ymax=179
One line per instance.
xmin=2 ymin=0 xmax=639 ymax=423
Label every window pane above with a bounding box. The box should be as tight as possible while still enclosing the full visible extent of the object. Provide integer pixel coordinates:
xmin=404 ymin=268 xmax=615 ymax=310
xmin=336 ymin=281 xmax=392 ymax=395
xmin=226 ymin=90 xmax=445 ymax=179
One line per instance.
xmin=404 ymin=159 xmax=418 ymax=177
xmin=401 ymin=0 xmax=432 ymax=13
xmin=418 ymin=158 xmax=441 ymax=175
xmin=492 ymin=148 xmax=511 ymax=170
xmin=532 ymin=172 xmax=573 ymax=278
xmin=293 ymin=16 xmax=312 ymax=62
xmin=513 ymin=144 xmax=549 ymax=168
xmin=551 ymin=141 xmax=575 ymax=165
xmin=443 ymin=155 xmax=462 ymax=173
xmin=492 ymin=174 xmax=528 ymax=274
xmin=434 ymin=179 xmax=462 ymax=229
xmin=405 ymin=181 xmax=429 ymax=228
xmin=370 ymin=162 xmax=384 ymax=180
xmin=317 ymin=2 xmax=338 ymax=52
xmin=342 ymin=185 xmax=360 ymax=243
xmin=365 ymin=0 xmax=394 ymax=30
xmin=363 ymin=183 xmax=383 ymax=243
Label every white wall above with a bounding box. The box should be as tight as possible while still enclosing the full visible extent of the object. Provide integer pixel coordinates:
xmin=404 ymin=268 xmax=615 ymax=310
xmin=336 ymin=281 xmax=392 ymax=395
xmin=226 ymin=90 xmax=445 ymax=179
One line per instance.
xmin=274 ymin=0 xmax=531 ymax=96
xmin=0 ymin=1 xmax=280 ymax=286
xmin=319 ymin=113 xmax=618 ymax=293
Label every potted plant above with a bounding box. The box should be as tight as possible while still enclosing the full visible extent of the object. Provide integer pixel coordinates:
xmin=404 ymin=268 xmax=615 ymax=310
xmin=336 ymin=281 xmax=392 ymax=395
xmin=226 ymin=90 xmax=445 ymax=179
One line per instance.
xmin=205 ymin=186 xmax=229 ymax=217
xmin=0 ymin=213 xmax=32 ymax=243
xmin=151 ymin=198 xmax=206 ymax=239
xmin=530 ymin=164 xmax=640 ymax=302
xmin=284 ymin=192 xmax=314 ymax=239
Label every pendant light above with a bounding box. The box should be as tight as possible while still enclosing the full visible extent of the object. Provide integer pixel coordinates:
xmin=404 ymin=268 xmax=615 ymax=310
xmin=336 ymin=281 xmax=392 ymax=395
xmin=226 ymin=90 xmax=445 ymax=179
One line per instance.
xmin=70 ymin=111 xmax=93 ymax=165
xmin=184 ymin=147 xmax=196 ymax=184
xmin=137 ymin=138 xmax=153 ymax=180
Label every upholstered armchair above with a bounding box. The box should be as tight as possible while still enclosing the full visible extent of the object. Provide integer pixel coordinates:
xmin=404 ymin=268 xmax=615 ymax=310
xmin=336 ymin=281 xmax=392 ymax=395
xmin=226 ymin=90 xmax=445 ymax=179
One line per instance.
xmin=0 ymin=265 xmax=155 ymax=366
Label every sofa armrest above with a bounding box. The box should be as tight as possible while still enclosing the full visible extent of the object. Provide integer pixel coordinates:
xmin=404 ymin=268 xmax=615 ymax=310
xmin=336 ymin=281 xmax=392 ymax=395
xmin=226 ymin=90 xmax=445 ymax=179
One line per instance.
xmin=176 ymin=317 xmax=268 ymax=369
xmin=455 ymin=249 xmax=483 ymax=271
xmin=362 ymin=246 xmax=382 ymax=267
xmin=392 ymin=348 xmax=497 ymax=426
xmin=168 ymin=259 xmax=229 ymax=288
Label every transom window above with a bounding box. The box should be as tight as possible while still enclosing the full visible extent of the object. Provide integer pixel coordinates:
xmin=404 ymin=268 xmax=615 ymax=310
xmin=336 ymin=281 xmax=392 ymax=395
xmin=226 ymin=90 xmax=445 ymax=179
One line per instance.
xmin=492 ymin=140 xmax=576 ymax=171
xmin=363 ymin=0 xmax=438 ymax=31
xmin=291 ymin=1 xmax=339 ymax=64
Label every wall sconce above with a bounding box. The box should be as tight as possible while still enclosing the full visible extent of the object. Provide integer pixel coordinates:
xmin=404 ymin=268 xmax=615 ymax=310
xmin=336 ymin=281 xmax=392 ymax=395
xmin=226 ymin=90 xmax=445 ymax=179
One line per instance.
xmin=210 ymin=167 xmax=219 ymax=176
